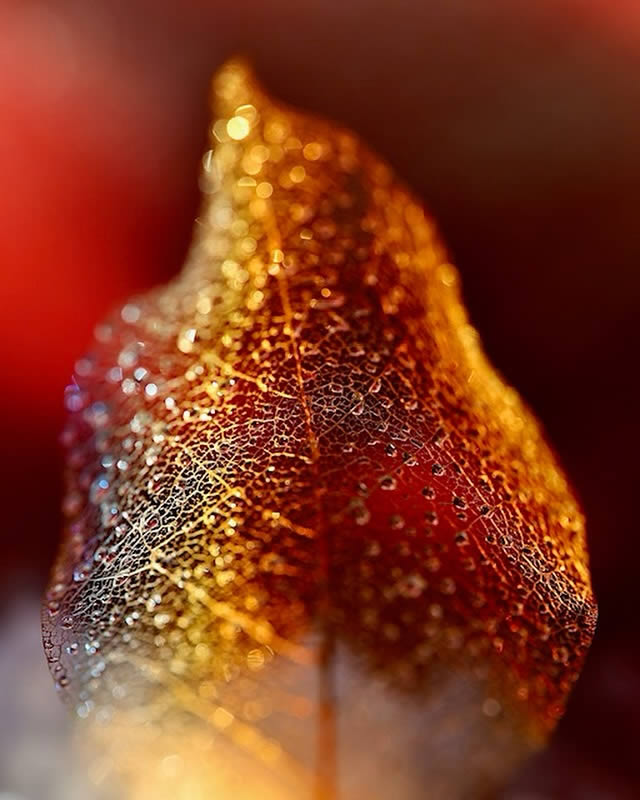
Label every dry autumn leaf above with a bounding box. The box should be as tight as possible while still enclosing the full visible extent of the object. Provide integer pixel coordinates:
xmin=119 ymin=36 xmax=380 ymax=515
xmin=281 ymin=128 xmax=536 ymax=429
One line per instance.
xmin=43 ymin=60 xmax=596 ymax=800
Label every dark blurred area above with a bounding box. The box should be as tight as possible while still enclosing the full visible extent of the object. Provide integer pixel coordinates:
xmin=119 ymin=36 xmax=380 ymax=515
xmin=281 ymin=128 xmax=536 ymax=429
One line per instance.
xmin=0 ymin=0 xmax=639 ymax=797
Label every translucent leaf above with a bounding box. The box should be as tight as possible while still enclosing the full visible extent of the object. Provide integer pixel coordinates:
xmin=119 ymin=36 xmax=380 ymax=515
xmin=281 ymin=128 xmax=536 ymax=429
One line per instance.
xmin=43 ymin=61 xmax=596 ymax=800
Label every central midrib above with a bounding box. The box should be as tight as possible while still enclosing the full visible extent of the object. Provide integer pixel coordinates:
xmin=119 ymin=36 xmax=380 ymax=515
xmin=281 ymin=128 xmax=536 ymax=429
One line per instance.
xmin=276 ymin=265 xmax=338 ymax=800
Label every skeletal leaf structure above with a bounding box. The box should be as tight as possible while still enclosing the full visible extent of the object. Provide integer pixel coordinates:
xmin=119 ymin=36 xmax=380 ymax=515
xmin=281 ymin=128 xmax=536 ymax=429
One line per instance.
xmin=43 ymin=61 xmax=596 ymax=800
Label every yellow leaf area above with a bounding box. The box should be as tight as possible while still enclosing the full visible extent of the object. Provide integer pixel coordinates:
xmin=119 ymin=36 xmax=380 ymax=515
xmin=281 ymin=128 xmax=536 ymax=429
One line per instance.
xmin=43 ymin=61 xmax=596 ymax=800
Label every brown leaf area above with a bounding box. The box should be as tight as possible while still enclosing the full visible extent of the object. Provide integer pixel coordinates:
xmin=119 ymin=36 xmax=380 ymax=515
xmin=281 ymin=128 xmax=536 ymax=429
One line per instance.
xmin=43 ymin=61 xmax=596 ymax=800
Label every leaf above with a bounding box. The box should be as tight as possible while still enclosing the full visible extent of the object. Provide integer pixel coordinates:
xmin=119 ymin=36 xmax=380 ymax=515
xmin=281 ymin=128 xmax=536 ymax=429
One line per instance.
xmin=43 ymin=60 xmax=596 ymax=800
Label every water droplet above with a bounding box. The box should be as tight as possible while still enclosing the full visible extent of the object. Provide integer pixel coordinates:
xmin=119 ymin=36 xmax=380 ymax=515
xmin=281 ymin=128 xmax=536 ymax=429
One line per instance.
xmin=389 ymin=513 xmax=405 ymax=530
xmin=397 ymin=573 xmax=427 ymax=598
xmin=73 ymin=559 xmax=92 ymax=582
xmin=90 ymin=474 xmax=110 ymax=503
xmin=482 ymin=698 xmax=502 ymax=718
xmin=379 ymin=475 xmax=397 ymax=491
xmin=440 ymin=577 xmax=456 ymax=595
xmin=121 ymin=303 xmax=141 ymax=324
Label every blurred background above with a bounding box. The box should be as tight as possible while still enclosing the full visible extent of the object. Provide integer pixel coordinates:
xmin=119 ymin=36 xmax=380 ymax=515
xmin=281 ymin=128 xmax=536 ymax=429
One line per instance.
xmin=1 ymin=0 xmax=639 ymax=797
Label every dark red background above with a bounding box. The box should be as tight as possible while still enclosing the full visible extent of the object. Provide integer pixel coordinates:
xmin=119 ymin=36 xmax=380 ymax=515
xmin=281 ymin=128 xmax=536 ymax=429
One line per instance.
xmin=1 ymin=1 xmax=639 ymax=795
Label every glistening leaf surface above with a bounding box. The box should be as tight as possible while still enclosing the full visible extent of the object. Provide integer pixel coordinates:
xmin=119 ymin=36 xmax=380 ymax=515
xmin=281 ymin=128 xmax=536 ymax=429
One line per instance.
xmin=43 ymin=61 xmax=596 ymax=800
